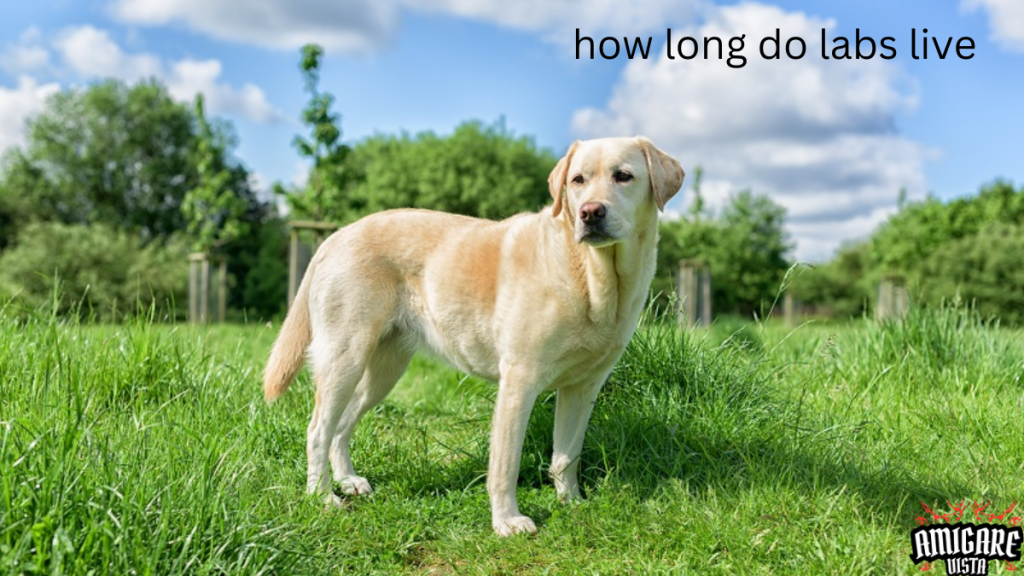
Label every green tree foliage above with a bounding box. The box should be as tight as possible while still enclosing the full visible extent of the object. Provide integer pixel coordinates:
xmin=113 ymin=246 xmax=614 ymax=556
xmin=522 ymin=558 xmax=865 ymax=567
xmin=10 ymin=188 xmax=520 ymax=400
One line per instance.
xmin=0 ymin=222 xmax=188 ymax=318
xmin=0 ymin=80 xmax=197 ymax=244
xmin=181 ymin=95 xmax=250 ymax=253
xmin=280 ymin=45 xmax=555 ymax=224
xmin=715 ymin=191 xmax=792 ymax=315
xmin=656 ymin=187 xmax=793 ymax=318
xmin=870 ymin=181 xmax=1024 ymax=274
xmin=235 ymin=216 xmax=289 ymax=319
xmin=801 ymin=180 xmax=1024 ymax=324
xmin=282 ymin=44 xmax=352 ymax=222
xmin=915 ymin=223 xmax=1024 ymax=325
xmin=871 ymin=180 xmax=1024 ymax=324
xmin=788 ymin=241 xmax=873 ymax=318
xmin=337 ymin=120 xmax=555 ymax=222
xmin=0 ymin=79 xmax=284 ymax=319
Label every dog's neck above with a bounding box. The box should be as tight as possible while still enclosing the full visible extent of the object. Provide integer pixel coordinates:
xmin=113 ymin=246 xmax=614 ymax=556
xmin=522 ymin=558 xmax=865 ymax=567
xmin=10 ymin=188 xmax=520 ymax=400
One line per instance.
xmin=568 ymin=210 xmax=658 ymax=327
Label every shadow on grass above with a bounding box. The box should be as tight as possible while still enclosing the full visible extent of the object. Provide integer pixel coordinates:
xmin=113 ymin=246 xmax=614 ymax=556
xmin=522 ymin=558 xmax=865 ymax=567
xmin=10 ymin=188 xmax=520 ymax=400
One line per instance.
xmin=573 ymin=401 xmax=973 ymax=531
xmin=351 ymin=382 xmax=973 ymax=535
xmin=320 ymin=307 xmax=1017 ymax=535
xmin=362 ymin=315 xmax=990 ymax=534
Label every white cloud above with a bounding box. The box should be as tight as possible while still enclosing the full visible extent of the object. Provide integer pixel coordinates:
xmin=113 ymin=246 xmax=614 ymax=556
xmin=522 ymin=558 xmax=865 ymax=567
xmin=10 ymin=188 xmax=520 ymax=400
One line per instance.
xmin=55 ymin=26 xmax=161 ymax=80
xmin=109 ymin=0 xmax=700 ymax=51
xmin=0 ymin=76 xmax=60 ymax=153
xmin=0 ymin=28 xmax=51 ymax=74
xmin=53 ymin=26 xmax=280 ymax=122
xmin=111 ymin=0 xmax=400 ymax=52
xmin=166 ymin=59 xmax=279 ymax=123
xmin=413 ymin=0 xmax=699 ymax=39
xmin=570 ymin=3 xmax=928 ymax=261
xmin=0 ymin=46 xmax=50 ymax=75
xmin=963 ymin=0 xmax=1024 ymax=51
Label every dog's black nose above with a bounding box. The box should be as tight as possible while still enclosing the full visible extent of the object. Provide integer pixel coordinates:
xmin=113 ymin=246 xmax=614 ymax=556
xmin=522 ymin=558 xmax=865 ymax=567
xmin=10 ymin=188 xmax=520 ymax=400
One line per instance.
xmin=579 ymin=202 xmax=606 ymax=224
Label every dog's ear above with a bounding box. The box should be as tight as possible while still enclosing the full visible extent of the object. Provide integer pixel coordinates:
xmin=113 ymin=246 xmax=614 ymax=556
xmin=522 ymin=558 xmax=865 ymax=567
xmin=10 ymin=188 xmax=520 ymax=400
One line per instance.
xmin=548 ymin=141 xmax=580 ymax=218
xmin=637 ymin=136 xmax=684 ymax=212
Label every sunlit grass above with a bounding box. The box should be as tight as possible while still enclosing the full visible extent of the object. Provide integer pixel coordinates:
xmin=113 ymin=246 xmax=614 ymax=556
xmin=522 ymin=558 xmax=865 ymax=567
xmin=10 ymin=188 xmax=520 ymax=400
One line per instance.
xmin=1 ymin=301 xmax=1021 ymax=574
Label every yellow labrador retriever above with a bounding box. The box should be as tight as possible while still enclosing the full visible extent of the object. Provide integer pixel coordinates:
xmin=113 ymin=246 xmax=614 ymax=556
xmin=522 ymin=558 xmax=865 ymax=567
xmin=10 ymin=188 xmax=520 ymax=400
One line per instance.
xmin=263 ymin=136 xmax=683 ymax=536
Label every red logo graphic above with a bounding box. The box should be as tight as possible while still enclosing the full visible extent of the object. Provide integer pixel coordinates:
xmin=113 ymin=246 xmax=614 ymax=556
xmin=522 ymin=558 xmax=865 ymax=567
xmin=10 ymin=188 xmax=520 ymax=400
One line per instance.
xmin=911 ymin=501 xmax=1022 ymax=575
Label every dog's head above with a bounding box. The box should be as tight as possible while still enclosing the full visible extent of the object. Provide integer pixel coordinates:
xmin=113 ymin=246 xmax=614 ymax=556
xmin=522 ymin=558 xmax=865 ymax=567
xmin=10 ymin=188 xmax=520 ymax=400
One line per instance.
xmin=548 ymin=137 xmax=684 ymax=246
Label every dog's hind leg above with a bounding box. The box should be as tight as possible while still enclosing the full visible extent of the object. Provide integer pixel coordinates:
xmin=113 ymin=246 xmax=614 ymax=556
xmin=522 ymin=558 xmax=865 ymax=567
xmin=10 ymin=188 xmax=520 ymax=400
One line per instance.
xmin=306 ymin=335 xmax=375 ymax=507
xmin=329 ymin=334 xmax=414 ymax=496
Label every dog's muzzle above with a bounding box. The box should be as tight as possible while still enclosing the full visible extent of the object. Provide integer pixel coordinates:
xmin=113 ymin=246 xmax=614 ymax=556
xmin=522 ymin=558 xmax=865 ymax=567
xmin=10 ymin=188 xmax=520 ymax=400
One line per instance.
xmin=576 ymin=202 xmax=616 ymax=245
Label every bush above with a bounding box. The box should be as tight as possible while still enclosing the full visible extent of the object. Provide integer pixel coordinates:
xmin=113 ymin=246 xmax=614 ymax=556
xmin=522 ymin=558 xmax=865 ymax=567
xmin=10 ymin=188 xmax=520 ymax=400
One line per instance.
xmin=236 ymin=216 xmax=289 ymax=320
xmin=913 ymin=223 xmax=1024 ymax=325
xmin=788 ymin=242 xmax=874 ymax=319
xmin=0 ymin=222 xmax=188 ymax=319
xmin=654 ymin=191 xmax=792 ymax=318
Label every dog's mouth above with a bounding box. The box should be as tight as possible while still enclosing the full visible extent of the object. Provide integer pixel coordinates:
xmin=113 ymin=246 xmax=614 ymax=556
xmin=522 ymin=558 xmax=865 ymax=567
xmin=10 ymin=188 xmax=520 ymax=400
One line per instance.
xmin=576 ymin=228 xmax=617 ymax=246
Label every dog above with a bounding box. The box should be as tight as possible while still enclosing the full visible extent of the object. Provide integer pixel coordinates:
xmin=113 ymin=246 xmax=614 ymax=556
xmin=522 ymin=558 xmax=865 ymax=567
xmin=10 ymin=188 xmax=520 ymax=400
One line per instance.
xmin=263 ymin=136 xmax=683 ymax=536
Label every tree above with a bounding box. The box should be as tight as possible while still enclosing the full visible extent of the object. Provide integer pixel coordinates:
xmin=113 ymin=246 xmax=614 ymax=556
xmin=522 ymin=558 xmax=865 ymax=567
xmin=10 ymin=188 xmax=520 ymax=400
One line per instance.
xmin=338 ymin=120 xmax=555 ymax=222
xmin=655 ymin=189 xmax=793 ymax=318
xmin=181 ymin=95 xmax=250 ymax=253
xmin=802 ymin=180 xmax=1024 ymax=324
xmin=0 ymin=79 xmax=280 ymax=318
xmin=279 ymin=45 xmax=555 ymax=224
xmin=0 ymin=222 xmax=188 ymax=319
xmin=915 ymin=223 xmax=1024 ymax=325
xmin=281 ymin=44 xmax=353 ymax=222
xmin=714 ymin=190 xmax=792 ymax=316
xmin=870 ymin=180 xmax=1024 ymax=275
xmin=0 ymin=80 xmax=197 ymax=243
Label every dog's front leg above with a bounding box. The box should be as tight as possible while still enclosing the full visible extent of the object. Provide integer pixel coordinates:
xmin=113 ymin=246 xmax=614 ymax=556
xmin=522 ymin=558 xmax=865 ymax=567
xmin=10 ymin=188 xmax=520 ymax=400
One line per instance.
xmin=488 ymin=372 xmax=541 ymax=537
xmin=551 ymin=380 xmax=603 ymax=502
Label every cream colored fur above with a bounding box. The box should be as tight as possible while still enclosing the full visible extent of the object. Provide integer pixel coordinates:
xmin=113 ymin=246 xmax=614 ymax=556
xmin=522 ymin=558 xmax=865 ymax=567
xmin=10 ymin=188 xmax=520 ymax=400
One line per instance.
xmin=263 ymin=136 xmax=684 ymax=536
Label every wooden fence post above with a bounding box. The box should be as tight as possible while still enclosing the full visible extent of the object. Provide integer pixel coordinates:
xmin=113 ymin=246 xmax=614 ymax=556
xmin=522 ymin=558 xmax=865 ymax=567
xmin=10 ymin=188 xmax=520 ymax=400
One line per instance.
xmin=188 ymin=252 xmax=227 ymax=323
xmin=877 ymin=275 xmax=909 ymax=320
xmin=677 ymin=259 xmax=712 ymax=327
xmin=217 ymin=258 xmax=227 ymax=323
xmin=287 ymin=221 xmax=340 ymax=308
xmin=188 ymin=253 xmax=201 ymax=323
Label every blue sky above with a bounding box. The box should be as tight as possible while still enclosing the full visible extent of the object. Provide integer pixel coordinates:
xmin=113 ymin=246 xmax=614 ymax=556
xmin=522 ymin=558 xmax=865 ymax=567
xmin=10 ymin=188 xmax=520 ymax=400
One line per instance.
xmin=1 ymin=0 xmax=1021 ymax=260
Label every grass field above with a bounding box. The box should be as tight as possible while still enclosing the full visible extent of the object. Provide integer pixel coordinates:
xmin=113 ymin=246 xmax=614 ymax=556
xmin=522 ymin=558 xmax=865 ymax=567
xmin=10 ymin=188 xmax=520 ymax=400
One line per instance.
xmin=1 ymin=302 xmax=1022 ymax=574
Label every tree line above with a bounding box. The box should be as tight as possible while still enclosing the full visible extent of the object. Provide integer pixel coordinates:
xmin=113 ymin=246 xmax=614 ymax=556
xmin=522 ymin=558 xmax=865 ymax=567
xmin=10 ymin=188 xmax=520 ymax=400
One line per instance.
xmin=0 ymin=44 xmax=1020 ymax=325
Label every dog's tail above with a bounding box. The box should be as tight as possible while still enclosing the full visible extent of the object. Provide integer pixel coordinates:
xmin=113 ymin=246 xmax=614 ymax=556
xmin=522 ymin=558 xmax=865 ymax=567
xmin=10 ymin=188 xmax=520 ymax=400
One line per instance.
xmin=263 ymin=263 xmax=314 ymax=403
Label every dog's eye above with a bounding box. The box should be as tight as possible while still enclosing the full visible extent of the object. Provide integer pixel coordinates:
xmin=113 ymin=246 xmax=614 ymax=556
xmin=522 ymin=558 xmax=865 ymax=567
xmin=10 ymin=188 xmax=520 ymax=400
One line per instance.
xmin=614 ymin=171 xmax=633 ymax=183
xmin=572 ymin=175 xmax=585 ymax=185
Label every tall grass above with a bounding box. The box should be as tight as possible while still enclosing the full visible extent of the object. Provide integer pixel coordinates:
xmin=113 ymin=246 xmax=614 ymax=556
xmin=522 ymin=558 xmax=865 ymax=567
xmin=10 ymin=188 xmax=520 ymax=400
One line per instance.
xmin=1 ymin=299 xmax=1021 ymax=574
xmin=0 ymin=311 xmax=293 ymax=574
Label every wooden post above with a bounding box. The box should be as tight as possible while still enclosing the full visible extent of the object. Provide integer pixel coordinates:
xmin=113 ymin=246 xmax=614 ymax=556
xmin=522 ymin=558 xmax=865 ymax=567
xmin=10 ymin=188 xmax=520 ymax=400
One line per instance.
xmin=217 ymin=258 xmax=227 ymax=323
xmin=188 ymin=253 xmax=208 ymax=323
xmin=188 ymin=256 xmax=198 ymax=323
xmin=287 ymin=221 xmax=339 ymax=308
xmin=677 ymin=259 xmax=712 ymax=327
xmin=784 ymin=292 xmax=795 ymax=326
xmin=877 ymin=275 xmax=909 ymax=320
xmin=200 ymin=257 xmax=210 ymax=323
xmin=679 ymin=262 xmax=696 ymax=325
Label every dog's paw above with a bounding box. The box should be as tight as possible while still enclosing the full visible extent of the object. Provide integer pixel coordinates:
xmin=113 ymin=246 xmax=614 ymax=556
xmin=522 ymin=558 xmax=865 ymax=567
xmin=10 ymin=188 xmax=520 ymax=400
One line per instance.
xmin=493 ymin=515 xmax=537 ymax=537
xmin=339 ymin=475 xmax=373 ymax=496
xmin=557 ymin=487 xmax=581 ymax=504
xmin=324 ymin=493 xmax=345 ymax=509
